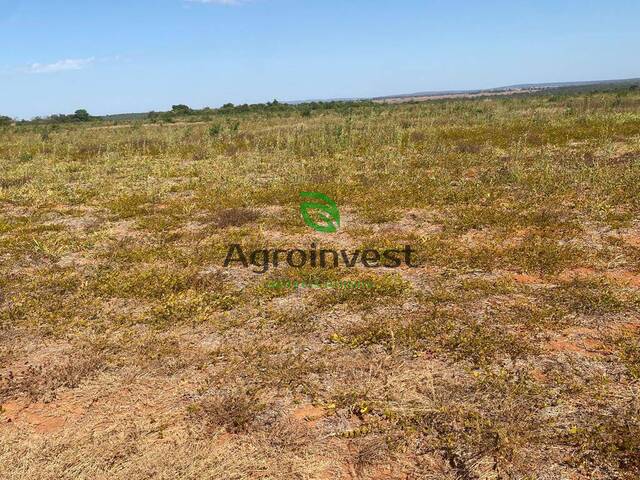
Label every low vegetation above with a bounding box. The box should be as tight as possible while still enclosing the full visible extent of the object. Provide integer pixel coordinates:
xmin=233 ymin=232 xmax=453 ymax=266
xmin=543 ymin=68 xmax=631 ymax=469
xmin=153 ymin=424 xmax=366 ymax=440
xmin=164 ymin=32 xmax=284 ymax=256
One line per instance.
xmin=0 ymin=88 xmax=639 ymax=479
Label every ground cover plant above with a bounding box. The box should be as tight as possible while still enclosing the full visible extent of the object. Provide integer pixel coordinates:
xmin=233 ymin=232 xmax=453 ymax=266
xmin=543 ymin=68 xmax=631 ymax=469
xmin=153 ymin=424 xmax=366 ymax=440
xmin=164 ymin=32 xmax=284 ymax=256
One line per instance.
xmin=0 ymin=89 xmax=639 ymax=479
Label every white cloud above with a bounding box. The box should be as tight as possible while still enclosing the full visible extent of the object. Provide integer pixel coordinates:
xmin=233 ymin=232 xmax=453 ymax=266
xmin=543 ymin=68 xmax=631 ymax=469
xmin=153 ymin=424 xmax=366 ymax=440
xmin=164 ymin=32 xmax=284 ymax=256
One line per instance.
xmin=27 ymin=57 xmax=95 ymax=74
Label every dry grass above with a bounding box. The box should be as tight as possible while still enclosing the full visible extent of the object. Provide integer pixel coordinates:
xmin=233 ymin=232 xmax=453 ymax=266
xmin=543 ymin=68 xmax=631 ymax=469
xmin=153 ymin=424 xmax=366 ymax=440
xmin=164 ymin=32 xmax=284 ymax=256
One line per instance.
xmin=1 ymin=90 xmax=640 ymax=479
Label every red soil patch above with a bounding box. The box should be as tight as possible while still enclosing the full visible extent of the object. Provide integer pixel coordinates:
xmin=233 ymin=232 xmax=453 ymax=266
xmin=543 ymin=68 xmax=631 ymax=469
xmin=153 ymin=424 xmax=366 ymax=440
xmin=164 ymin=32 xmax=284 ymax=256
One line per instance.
xmin=605 ymin=270 xmax=640 ymax=288
xmin=213 ymin=432 xmax=233 ymax=446
xmin=530 ymin=368 xmax=547 ymax=382
xmin=546 ymin=327 xmax=610 ymax=357
xmin=558 ymin=267 xmax=597 ymax=283
xmin=291 ymin=404 xmax=325 ymax=427
xmin=1 ymin=396 xmax=84 ymax=434
xmin=547 ymin=339 xmax=605 ymax=357
xmin=557 ymin=267 xmax=640 ymax=288
xmin=623 ymin=234 xmax=640 ymax=248
xmin=460 ymin=229 xmax=491 ymax=248
xmin=318 ymin=442 xmax=417 ymax=480
xmin=463 ymin=167 xmax=480 ymax=179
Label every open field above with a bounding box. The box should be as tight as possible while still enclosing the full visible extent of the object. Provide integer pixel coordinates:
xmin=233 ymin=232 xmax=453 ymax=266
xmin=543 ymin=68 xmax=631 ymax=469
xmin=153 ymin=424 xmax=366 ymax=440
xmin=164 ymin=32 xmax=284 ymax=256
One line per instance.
xmin=1 ymin=91 xmax=640 ymax=479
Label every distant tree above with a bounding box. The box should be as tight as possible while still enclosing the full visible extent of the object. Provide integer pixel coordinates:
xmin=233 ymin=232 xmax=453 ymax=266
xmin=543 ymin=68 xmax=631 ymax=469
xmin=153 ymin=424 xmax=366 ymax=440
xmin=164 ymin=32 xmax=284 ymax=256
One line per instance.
xmin=219 ymin=103 xmax=235 ymax=112
xmin=0 ymin=115 xmax=12 ymax=126
xmin=160 ymin=112 xmax=174 ymax=122
xmin=171 ymin=104 xmax=192 ymax=115
xmin=49 ymin=114 xmax=66 ymax=123
xmin=74 ymin=109 xmax=91 ymax=121
xmin=630 ymin=84 xmax=639 ymax=91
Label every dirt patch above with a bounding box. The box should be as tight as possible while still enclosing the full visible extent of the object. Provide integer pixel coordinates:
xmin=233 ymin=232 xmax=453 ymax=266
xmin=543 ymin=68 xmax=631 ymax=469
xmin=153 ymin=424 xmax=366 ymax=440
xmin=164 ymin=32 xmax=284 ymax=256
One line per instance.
xmin=558 ymin=267 xmax=597 ymax=283
xmin=1 ymin=395 xmax=84 ymax=434
xmin=391 ymin=209 xmax=442 ymax=235
xmin=56 ymin=252 xmax=96 ymax=269
xmin=511 ymin=272 xmax=544 ymax=285
xmin=104 ymin=220 xmax=142 ymax=240
xmin=546 ymin=327 xmax=610 ymax=357
xmin=557 ymin=267 xmax=640 ymax=288
xmin=530 ymin=368 xmax=547 ymax=382
xmin=605 ymin=270 xmax=640 ymax=287
xmin=291 ymin=404 xmax=325 ymax=427
xmin=317 ymin=439 xmax=420 ymax=480
xmin=547 ymin=339 xmax=604 ymax=357
xmin=622 ymin=233 xmax=640 ymax=248
xmin=460 ymin=229 xmax=492 ymax=248
xmin=45 ymin=214 xmax=99 ymax=232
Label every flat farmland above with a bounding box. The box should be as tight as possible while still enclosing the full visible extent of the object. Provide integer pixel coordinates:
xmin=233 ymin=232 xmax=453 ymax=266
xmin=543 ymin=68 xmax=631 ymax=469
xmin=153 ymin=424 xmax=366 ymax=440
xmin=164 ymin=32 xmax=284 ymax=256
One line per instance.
xmin=1 ymin=92 xmax=640 ymax=479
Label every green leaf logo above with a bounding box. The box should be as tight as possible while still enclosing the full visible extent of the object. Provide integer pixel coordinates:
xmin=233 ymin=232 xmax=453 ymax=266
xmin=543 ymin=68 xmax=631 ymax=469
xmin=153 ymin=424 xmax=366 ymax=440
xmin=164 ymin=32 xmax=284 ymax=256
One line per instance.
xmin=300 ymin=192 xmax=340 ymax=233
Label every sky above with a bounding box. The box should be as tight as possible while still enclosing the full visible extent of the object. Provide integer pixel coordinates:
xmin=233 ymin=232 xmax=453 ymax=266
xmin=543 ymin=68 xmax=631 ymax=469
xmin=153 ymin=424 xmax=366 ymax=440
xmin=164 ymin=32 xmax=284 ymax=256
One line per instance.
xmin=1 ymin=0 xmax=639 ymax=119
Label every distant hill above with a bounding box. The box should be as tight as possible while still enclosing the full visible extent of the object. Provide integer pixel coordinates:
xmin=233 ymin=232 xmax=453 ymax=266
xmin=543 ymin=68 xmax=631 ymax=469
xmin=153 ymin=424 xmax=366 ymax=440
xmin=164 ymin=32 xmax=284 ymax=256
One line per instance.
xmin=501 ymin=78 xmax=640 ymax=90
xmin=371 ymin=77 xmax=640 ymax=103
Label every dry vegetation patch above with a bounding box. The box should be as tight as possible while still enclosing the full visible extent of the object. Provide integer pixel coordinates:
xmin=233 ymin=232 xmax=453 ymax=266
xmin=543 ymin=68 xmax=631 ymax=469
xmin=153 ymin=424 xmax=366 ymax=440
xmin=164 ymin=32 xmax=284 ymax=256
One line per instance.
xmin=1 ymin=91 xmax=640 ymax=478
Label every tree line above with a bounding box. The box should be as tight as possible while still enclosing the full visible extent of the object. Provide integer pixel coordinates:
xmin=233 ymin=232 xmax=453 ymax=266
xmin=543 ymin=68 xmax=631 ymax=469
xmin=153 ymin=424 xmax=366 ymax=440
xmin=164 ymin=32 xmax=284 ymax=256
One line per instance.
xmin=3 ymin=99 xmax=376 ymax=126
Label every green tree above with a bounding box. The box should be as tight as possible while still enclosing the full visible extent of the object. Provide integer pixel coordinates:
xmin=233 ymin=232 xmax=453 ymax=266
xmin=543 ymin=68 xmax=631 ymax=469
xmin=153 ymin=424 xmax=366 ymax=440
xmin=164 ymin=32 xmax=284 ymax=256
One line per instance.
xmin=0 ymin=115 xmax=12 ymax=126
xmin=74 ymin=109 xmax=90 ymax=121
xmin=171 ymin=104 xmax=192 ymax=115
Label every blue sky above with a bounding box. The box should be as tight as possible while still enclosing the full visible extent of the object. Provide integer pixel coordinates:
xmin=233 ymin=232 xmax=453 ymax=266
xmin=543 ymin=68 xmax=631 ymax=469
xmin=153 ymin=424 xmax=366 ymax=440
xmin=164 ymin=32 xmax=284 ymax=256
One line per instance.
xmin=1 ymin=0 xmax=639 ymax=119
